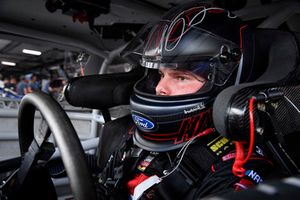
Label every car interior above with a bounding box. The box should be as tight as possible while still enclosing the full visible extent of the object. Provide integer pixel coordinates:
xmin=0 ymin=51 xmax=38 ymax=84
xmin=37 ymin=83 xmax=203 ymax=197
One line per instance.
xmin=1 ymin=0 xmax=300 ymax=199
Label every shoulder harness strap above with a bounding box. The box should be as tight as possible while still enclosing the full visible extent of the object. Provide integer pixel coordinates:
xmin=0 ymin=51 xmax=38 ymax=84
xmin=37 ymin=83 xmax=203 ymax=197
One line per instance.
xmin=156 ymin=132 xmax=234 ymax=199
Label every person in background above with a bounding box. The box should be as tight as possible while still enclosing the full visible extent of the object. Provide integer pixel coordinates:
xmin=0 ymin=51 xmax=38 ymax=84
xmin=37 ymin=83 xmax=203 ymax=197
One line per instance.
xmin=5 ymin=75 xmax=17 ymax=92
xmin=3 ymin=77 xmax=10 ymax=89
xmin=48 ymin=78 xmax=66 ymax=99
xmin=28 ymin=73 xmax=40 ymax=93
xmin=16 ymin=75 xmax=29 ymax=96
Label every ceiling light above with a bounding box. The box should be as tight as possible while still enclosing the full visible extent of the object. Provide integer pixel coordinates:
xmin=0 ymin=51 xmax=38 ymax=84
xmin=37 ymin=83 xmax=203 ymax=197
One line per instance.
xmin=1 ymin=61 xmax=16 ymax=66
xmin=22 ymin=49 xmax=42 ymax=56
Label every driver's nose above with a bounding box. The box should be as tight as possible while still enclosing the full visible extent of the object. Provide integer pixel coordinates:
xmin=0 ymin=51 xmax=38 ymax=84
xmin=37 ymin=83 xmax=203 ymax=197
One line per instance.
xmin=155 ymin=78 xmax=171 ymax=96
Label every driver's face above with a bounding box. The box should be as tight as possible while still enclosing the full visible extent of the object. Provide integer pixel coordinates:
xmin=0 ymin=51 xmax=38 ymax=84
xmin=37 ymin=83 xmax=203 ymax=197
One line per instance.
xmin=155 ymin=67 xmax=206 ymax=96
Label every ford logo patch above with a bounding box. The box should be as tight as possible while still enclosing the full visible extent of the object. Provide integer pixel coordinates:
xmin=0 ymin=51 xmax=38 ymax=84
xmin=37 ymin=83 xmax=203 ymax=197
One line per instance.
xmin=132 ymin=114 xmax=155 ymax=130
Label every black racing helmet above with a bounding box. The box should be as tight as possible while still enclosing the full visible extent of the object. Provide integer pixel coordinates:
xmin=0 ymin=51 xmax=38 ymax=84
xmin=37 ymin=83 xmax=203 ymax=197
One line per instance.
xmin=128 ymin=1 xmax=246 ymax=152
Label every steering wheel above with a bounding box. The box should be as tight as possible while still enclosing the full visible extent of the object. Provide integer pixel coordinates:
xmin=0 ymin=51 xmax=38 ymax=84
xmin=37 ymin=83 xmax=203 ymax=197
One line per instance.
xmin=16 ymin=91 xmax=97 ymax=200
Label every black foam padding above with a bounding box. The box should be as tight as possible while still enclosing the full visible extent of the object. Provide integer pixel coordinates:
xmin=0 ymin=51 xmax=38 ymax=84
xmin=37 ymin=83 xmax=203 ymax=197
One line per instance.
xmin=97 ymin=115 xmax=134 ymax=170
xmin=213 ymin=29 xmax=300 ymax=138
xmin=212 ymin=82 xmax=261 ymax=137
xmin=64 ymin=68 xmax=144 ymax=109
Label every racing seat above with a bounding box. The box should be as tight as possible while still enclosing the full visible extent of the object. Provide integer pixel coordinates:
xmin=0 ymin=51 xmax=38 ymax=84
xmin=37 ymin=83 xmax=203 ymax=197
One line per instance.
xmin=213 ymin=28 xmax=300 ymax=177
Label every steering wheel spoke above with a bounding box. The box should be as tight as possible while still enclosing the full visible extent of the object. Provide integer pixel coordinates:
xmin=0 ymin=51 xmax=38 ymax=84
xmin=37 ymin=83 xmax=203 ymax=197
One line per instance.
xmin=36 ymin=116 xmax=52 ymax=146
xmin=10 ymin=91 xmax=98 ymax=200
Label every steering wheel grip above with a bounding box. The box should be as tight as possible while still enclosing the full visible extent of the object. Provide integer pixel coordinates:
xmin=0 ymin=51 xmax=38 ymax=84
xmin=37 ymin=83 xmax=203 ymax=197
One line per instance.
xmin=18 ymin=91 xmax=97 ymax=200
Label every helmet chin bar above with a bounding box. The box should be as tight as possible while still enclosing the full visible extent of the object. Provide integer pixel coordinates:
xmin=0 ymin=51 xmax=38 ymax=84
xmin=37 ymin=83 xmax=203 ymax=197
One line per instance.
xmin=133 ymin=129 xmax=186 ymax=152
xmin=130 ymin=88 xmax=216 ymax=152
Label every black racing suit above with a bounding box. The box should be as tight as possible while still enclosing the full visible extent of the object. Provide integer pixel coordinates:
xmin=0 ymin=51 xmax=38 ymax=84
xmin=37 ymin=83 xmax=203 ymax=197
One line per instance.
xmin=97 ymin=128 xmax=274 ymax=200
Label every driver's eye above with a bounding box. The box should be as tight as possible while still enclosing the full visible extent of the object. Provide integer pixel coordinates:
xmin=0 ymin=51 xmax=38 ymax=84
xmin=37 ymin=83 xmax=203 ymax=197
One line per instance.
xmin=176 ymin=76 xmax=187 ymax=81
xmin=159 ymin=71 xmax=164 ymax=79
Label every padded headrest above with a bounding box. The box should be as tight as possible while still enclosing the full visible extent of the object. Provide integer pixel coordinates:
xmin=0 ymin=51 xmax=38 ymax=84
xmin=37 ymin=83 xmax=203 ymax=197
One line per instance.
xmin=239 ymin=28 xmax=300 ymax=84
xmin=64 ymin=68 xmax=144 ymax=109
xmin=213 ymin=29 xmax=300 ymax=138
